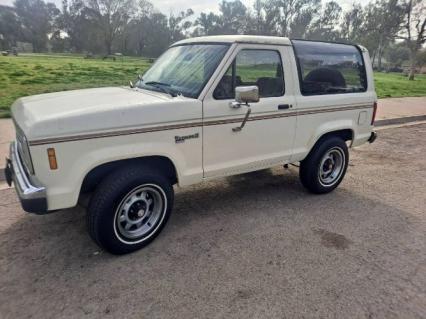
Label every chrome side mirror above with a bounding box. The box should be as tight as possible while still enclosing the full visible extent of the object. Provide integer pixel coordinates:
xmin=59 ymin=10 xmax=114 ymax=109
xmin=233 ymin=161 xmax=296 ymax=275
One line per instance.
xmin=230 ymin=86 xmax=259 ymax=132
xmin=235 ymin=86 xmax=259 ymax=104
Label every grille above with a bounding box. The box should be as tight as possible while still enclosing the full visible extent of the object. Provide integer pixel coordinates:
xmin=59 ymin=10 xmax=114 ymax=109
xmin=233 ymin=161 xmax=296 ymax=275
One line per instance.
xmin=15 ymin=124 xmax=34 ymax=175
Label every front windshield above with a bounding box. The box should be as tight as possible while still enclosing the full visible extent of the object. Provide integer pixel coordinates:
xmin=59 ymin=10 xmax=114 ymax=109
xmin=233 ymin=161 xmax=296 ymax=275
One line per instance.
xmin=136 ymin=44 xmax=229 ymax=98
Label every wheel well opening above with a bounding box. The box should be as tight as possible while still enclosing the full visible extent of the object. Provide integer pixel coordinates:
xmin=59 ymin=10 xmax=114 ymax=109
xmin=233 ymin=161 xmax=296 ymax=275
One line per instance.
xmin=80 ymin=156 xmax=178 ymax=195
xmin=319 ymin=129 xmax=353 ymax=144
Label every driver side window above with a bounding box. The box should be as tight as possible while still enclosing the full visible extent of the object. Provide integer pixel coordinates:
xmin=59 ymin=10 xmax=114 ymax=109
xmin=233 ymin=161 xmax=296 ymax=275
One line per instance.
xmin=214 ymin=49 xmax=284 ymax=100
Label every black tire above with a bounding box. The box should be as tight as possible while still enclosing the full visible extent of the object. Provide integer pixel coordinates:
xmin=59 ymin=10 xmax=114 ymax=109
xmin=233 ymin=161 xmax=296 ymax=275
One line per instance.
xmin=87 ymin=164 xmax=173 ymax=255
xmin=299 ymin=136 xmax=349 ymax=194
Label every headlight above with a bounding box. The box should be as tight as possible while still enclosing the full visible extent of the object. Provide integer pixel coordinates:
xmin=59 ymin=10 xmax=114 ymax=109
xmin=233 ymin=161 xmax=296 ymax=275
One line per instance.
xmin=15 ymin=125 xmax=34 ymax=175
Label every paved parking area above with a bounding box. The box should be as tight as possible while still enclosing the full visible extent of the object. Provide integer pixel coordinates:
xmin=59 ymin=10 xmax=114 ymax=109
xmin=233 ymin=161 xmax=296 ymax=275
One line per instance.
xmin=0 ymin=124 xmax=425 ymax=319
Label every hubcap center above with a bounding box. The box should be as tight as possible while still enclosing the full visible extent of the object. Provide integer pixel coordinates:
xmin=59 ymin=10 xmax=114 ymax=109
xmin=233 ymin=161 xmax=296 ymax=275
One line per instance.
xmin=137 ymin=209 xmax=145 ymax=218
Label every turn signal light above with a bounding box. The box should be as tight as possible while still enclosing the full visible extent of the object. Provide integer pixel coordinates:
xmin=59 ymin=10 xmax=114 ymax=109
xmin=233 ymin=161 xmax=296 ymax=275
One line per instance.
xmin=47 ymin=148 xmax=58 ymax=170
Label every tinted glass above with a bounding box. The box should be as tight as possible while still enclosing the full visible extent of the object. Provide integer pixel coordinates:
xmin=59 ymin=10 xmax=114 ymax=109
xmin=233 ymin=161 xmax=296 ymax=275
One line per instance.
xmin=292 ymin=40 xmax=367 ymax=95
xmin=137 ymin=44 xmax=229 ymax=98
xmin=214 ymin=49 xmax=284 ymax=99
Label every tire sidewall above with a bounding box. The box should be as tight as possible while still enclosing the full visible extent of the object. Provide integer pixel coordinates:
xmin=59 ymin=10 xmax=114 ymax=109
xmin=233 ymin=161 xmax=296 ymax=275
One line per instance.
xmin=112 ymin=183 xmax=169 ymax=246
xmin=300 ymin=137 xmax=349 ymax=194
xmin=317 ymin=145 xmax=346 ymax=188
xmin=90 ymin=169 xmax=173 ymax=254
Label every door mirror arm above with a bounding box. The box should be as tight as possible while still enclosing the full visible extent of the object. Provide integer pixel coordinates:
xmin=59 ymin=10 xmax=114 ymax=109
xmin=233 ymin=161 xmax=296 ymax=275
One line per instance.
xmin=232 ymin=106 xmax=251 ymax=132
xmin=229 ymin=101 xmax=248 ymax=109
xmin=229 ymin=85 xmax=259 ymax=132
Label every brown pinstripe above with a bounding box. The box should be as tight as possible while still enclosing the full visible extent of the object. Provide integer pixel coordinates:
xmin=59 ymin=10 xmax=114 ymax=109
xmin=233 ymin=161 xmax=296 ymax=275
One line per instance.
xmin=29 ymin=104 xmax=373 ymax=146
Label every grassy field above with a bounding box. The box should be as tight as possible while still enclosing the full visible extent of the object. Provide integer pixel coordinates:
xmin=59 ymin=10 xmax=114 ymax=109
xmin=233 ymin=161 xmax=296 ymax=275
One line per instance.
xmin=1 ymin=54 xmax=425 ymax=117
xmin=0 ymin=54 xmax=151 ymax=117
xmin=374 ymin=72 xmax=426 ymax=98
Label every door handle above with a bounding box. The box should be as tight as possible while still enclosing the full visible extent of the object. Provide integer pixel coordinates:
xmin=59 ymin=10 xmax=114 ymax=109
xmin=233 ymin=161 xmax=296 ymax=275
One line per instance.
xmin=278 ymin=104 xmax=291 ymax=110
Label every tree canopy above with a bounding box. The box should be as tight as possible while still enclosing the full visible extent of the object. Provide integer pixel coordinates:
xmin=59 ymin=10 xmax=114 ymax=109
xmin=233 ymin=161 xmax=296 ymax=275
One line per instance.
xmin=0 ymin=0 xmax=424 ymax=76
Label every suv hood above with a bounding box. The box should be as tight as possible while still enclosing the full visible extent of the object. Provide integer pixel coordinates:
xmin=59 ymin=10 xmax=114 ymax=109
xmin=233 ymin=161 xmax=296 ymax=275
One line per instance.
xmin=12 ymin=87 xmax=199 ymax=140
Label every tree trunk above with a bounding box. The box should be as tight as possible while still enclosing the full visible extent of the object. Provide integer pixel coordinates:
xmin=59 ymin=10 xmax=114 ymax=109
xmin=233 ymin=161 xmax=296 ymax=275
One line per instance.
xmin=105 ymin=38 xmax=112 ymax=55
xmin=377 ymin=37 xmax=383 ymax=72
xmin=372 ymin=50 xmax=377 ymax=68
xmin=408 ymin=48 xmax=416 ymax=80
xmin=408 ymin=56 xmax=416 ymax=80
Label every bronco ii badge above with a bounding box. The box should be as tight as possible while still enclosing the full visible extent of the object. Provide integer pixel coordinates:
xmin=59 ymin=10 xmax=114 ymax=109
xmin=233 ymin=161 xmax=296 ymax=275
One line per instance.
xmin=175 ymin=133 xmax=199 ymax=143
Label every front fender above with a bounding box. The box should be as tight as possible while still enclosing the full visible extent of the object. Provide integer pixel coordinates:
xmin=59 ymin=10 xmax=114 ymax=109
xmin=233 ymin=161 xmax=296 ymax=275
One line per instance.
xmin=30 ymin=129 xmax=202 ymax=210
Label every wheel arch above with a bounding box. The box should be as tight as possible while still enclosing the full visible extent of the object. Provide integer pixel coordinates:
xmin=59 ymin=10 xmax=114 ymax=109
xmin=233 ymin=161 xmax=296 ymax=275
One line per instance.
xmin=80 ymin=156 xmax=178 ymax=195
xmin=315 ymin=128 xmax=354 ymax=145
xmin=306 ymin=127 xmax=354 ymax=160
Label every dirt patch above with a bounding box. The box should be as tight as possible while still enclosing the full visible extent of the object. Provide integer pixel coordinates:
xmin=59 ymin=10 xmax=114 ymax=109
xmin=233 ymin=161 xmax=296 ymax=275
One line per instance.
xmin=313 ymin=228 xmax=353 ymax=250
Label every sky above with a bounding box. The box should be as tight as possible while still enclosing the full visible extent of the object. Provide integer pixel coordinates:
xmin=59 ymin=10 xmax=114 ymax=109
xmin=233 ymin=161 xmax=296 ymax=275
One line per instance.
xmin=0 ymin=0 xmax=371 ymax=16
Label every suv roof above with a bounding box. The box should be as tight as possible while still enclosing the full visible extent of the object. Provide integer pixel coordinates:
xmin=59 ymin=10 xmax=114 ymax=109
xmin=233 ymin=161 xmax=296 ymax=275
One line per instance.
xmin=173 ymin=35 xmax=292 ymax=46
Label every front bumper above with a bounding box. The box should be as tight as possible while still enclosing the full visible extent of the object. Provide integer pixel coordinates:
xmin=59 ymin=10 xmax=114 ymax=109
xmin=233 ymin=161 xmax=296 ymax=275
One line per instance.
xmin=4 ymin=142 xmax=48 ymax=214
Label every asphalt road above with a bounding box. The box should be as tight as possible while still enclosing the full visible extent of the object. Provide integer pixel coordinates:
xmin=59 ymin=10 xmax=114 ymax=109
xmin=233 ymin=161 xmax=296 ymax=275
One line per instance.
xmin=0 ymin=124 xmax=425 ymax=319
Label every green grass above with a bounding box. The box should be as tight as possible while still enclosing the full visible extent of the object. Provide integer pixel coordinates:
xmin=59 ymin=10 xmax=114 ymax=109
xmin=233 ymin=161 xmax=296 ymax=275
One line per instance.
xmin=374 ymin=72 xmax=426 ymax=98
xmin=0 ymin=54 xmax=151 ymax=118
xmin=0 ymin=54 xmax=425 ymax=118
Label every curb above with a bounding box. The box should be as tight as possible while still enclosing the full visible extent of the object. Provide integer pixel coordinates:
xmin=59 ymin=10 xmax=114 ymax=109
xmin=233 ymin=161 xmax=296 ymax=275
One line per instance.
xmin=1 ymin=115 xmax=425 ymax=183
xmin=375 ymin=115 xmax=426 ymax=127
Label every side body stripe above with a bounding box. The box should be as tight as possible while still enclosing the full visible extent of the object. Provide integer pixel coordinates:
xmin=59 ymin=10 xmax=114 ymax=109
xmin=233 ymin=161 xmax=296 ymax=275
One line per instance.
xmin=29 ymin=104 xmax=373 ymax=146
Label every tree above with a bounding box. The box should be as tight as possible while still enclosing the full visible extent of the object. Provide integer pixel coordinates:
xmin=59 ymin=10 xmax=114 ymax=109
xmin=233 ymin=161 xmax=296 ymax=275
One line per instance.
xmin=307 ymin=1 xmax=342 ymax=41
xmin=261 ymin=0 xmax=280 ymax=35
xmin=126 ymin=0 xmax=154 ymax=55
xmin=340 ymin=4 xmax=364 ymax=42
xmin=194 ymin=12 xmax=221 ymax=36
xmin=86 ymin=0 xmax=136 ymax=55
xmin=218 ymin=0 xmax=248 ymax=34
xmin=361 ymin=0 xmax=405 ymax=71
xmin=245 ymin=0 xmax=280 ymax=36
xmin=14 ymin=0 xmax=58 ymax=52
xmin=385 ymin=43 xmax=410 ymax=68
xmin=416 ymin=49 xmax=426 ymax=70
xmin=0 ymin=5 xmax=22 ymax=50
xmin=251 ymin=0 xmax=264 ymax=35
xmin=60 ymin=0 xmax=97 ymax=53
xmin=124 ymin=1 xmax=173 ymax=57
xmin=398 ymin=0 xmax=426 ymax=80
xmin=168 ymin=9 xmax=193 ymax=42
xmin=289 ymin=7 xmax=314 ymax=38
xmin=274 ymin=0 xmax=320 ymax=37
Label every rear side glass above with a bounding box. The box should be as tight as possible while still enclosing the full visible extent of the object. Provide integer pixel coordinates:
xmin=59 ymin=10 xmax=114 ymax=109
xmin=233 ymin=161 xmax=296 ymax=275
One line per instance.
xmin=292 ymin=40 xmax=367 ymax=96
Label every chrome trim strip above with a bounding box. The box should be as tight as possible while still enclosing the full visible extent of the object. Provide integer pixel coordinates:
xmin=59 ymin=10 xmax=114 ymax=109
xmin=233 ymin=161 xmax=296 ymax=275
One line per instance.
xmin=9 ymin=142 xmax=46 ymax=199
xmin=29 ymin=104 xmax=373 ymax=146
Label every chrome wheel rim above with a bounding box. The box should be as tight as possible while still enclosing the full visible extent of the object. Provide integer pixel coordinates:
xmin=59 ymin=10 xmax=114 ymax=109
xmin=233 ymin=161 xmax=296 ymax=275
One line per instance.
xmin=114 ymin=184 xmax=166 ymax=244
xmin=318 ymin=147 xmax=345 ymax=187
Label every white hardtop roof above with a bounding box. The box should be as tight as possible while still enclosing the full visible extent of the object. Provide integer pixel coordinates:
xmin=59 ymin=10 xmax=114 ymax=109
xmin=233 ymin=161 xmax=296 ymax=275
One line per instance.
xmin=173 ymin=35 xmax=292 ymax=46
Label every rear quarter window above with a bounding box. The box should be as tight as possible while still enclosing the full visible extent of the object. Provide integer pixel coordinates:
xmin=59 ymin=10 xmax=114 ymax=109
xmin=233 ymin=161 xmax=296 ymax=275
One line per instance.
xmin=292 ymin=40 xmax=367 ymax=96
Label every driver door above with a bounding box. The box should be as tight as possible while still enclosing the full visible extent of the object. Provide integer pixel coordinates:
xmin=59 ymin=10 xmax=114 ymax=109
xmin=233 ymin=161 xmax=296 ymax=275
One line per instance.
xmin=202 ymin=44 xmax=297 ymax=178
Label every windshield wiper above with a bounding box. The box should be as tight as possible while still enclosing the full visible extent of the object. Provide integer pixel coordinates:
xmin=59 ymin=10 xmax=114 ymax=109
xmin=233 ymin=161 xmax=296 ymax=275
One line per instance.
xmin=144 ymin=81 xmax=177 ymax=97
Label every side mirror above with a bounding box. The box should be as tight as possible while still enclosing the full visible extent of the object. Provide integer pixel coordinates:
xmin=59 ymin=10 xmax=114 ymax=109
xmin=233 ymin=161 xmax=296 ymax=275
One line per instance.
xmin=235 ymin=86 xmax=259 ymax=104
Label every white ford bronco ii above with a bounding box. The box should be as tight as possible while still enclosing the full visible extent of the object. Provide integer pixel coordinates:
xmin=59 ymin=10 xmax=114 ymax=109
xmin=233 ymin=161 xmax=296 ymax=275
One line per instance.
xmin=5 ymin=35 xmax=377 ymax=254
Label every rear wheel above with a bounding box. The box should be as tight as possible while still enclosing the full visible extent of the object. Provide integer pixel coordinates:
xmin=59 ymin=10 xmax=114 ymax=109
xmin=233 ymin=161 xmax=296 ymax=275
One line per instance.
xmin=87 ymin=164 xmax=173 ymax=254
xmin=299 ymin=136 xmax=349 ymax=194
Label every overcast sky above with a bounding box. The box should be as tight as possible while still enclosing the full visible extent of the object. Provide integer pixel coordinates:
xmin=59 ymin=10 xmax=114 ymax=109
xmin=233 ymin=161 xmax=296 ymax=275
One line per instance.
xmin=0 ymin=0 xmax=371 ymax=16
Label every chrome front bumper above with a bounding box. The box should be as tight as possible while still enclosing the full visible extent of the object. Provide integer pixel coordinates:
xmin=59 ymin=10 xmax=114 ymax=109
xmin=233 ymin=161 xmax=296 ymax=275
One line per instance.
xmin=4 ymin=142 xmax=47 ymax=214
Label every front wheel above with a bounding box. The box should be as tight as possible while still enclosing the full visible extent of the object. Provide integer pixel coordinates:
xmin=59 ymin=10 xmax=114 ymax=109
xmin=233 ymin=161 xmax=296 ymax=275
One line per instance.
xmin=299 ymin=136 xmax=349 ymax=194
xmin=87 ymin=165 xmax=173 ymax=254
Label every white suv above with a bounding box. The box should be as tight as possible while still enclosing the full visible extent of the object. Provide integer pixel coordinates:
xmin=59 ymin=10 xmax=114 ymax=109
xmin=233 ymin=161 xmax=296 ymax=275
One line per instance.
xmin=5 ymin=35 xmax=377 ymax=254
